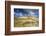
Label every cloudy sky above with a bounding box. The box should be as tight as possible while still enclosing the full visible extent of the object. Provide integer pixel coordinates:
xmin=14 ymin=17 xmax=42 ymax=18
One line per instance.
xmin=14 ymin=8 xmax=39 ymax=17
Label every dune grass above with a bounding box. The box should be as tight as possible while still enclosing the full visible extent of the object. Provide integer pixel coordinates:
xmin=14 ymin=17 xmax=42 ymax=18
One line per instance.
xmin=14 ymin=17 xmax=39 ymax=27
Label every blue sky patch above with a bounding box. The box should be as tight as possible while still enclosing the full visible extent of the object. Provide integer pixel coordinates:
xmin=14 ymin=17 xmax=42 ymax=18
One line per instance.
xmin=14 ymin=8 xmax=39 ymax=17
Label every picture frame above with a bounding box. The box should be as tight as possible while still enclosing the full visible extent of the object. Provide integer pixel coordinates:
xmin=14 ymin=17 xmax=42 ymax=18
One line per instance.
xmin=5 ymin=1 xmax=45 ymax=35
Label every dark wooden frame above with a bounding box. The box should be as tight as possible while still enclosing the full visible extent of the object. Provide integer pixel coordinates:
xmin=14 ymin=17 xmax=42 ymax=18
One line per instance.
xmin=5 ymin=1 xmax=45 ymax=35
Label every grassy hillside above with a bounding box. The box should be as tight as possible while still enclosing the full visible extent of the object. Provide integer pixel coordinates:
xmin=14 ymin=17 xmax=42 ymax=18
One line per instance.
xmin=14 ymin=16 xmax=39 ymax=27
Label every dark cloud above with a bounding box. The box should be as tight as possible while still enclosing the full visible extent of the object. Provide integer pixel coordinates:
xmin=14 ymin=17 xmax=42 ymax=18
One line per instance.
xmin=14 ymin=8 xmax=39 ymax=17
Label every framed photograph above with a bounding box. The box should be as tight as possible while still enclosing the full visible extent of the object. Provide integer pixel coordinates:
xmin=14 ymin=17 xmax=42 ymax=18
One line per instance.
xmin=5 ymin=1 xmax=45 ymax=35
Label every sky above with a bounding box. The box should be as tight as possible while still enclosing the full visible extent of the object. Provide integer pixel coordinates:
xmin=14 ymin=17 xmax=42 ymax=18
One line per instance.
xmin=14 ymin=8 xmax=39 ymax=17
